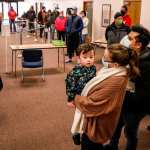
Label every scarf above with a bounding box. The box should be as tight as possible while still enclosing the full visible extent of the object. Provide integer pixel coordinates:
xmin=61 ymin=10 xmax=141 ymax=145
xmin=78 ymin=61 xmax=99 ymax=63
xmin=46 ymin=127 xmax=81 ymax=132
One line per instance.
xmin=71 ymin=67 xmax=127 ymax=134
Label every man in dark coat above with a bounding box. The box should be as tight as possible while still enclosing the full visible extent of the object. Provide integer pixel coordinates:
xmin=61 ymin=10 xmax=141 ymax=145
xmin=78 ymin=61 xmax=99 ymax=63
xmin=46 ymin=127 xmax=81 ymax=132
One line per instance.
xmin=26 ymin=6 xmax=36 ymax=33
xmin=104 ymin=25 xmax=150 ymax=150
xmin=38 ymin=6 xmax=47 ymax=38
xmin=65 ymin=7 xmax=83 ymax=63
xmin=105 ymin=12 xmax=130 ymax=45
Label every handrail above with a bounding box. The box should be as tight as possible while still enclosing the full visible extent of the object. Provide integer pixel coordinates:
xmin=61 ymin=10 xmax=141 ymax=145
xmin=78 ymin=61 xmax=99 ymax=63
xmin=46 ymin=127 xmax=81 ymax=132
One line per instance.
xmin=2 ymin=19 xmax=49 ymax=44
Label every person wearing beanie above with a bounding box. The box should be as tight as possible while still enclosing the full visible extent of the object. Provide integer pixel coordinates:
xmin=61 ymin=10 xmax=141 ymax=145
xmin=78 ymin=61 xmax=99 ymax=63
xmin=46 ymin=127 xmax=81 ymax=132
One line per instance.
xmin=65 ymin=6 xmax=83 ymax=63
xmin=105 ymin=12 xmax=130 ymax=45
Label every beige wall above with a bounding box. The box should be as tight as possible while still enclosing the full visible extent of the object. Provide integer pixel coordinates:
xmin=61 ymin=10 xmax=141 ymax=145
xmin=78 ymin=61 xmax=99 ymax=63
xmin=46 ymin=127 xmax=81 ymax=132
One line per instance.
xmin=21 ymin=0 xmax=83 ymax=17
xmin=92 ymin=0 xmax=123 ymax=41
xmin=140 ymin=0 xmax=150 ymax=31
xmin=92 ymin=0 xmax=150 ymax=41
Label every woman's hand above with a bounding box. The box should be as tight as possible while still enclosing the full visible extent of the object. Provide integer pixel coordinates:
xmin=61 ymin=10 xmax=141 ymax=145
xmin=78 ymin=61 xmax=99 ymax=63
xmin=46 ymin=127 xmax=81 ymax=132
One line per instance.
xmin=67 ymin=101 xmax=75 ymax=108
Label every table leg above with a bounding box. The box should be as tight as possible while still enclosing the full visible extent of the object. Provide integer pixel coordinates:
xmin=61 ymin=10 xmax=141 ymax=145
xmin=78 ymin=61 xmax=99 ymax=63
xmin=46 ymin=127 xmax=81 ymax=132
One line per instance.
xmin=58 ymin=48 xmax=60 ymax=68
xmin=15 ymin=51 xmax=17 ymax=77
xmin=12 ymin=50 xmax=14 ymax=73
xmin=63 ymin=48 xmax=65 ymax=72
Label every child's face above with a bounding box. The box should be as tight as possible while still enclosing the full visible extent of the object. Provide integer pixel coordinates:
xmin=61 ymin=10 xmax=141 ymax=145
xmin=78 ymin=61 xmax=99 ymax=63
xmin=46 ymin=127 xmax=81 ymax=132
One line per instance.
xmin=79 ymin=50 xmax=95 ymax=67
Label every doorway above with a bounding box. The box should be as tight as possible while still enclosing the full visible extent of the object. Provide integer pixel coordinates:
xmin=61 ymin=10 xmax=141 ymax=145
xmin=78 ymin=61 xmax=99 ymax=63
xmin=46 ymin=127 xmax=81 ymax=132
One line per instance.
xmin=83 ymin=1 xmax=93 ymax=41
xmin=124 ymin=0 xmax=141 ymax=25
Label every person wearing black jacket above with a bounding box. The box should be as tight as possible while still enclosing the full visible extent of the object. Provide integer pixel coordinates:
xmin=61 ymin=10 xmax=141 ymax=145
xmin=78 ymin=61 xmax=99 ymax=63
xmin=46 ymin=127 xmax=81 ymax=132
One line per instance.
xmin=105 ymin=12 xmax=130 ymax=45
xmin=104 ymin=25 xmax=150 ymax=150
xmin=38 ymin=6 xmax=47 ymax=38
xmin=0 ymin=76 xmax=3 ymax=91
xmin=26 ymin=6 xmax=36 ymax=33
xmin=65 ymin=7 xmax=83 ymax=63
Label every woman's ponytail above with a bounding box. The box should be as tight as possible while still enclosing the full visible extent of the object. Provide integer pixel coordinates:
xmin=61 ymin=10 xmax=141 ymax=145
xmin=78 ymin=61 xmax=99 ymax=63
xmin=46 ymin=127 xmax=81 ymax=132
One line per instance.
xmin=107 ymin=44 xmax=140 ymax=78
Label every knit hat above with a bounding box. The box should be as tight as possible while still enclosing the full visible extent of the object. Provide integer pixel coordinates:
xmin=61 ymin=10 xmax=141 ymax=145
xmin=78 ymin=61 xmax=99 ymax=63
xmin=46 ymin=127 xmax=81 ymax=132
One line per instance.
xmin=114 ymin=12 xmax=122 ymax=19
xmin=72 ymin=6 xmax=77 ymax=10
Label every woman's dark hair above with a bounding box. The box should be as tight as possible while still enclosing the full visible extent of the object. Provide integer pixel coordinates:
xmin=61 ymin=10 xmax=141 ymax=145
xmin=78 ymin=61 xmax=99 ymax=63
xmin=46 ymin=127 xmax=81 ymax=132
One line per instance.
xmin=81 ymin=10 xmax=86 ymax=16
xmin=131 ymin=25 xmax=150 ymax=50
xmin=122 ymin=5 xmax=128 ymax=11
xmin=77 ymin=43 xmax=95 ymax=56
xmin=107 ymin=44 xmax=140 ymax=78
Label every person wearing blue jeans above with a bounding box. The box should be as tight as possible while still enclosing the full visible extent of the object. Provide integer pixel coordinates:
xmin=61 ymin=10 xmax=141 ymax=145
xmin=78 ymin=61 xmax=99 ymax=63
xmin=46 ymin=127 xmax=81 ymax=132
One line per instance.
xmin=9 ymin=19 xmax=16 ymax=32
xmin=103 ymin=25 xmax=150 ymax=150
xmin=8 ymin=7 xmax=17 ymax=33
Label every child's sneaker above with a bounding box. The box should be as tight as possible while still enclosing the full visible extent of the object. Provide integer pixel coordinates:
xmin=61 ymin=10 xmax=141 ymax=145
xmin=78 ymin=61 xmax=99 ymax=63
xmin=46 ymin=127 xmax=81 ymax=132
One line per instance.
xmin=72 ymin=133 xmax=80 ymax=145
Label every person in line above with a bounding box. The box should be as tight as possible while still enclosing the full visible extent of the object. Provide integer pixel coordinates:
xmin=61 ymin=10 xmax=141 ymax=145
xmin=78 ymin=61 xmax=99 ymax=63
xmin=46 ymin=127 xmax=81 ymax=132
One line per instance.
xmin=80 ymin=10 xmax=89 ymax=43
xmin=65 ymin=43 xmax=96 ymax=145
xmin=26 ymin=5 xmax=36 ymax=34
xmin=104 ymin=25 xmax=150 ymax=150
xmin=55 ymin=11 xmax=66 ymax=41
xmin=0 ymin=12 xmax=2 ymax=33
xmin=47 ymin=10 xmax=59 ymax=41
xmin=8 ymin=6 xmax=17 ymax=33
xmin=65 ymin=7 xmax=83 ymax=63
xmin=120 ymin=5 xmax=132 ymax=27
xmin=105 ymin=12 xmax=130 ymax=45
xmin=38 ymin=6 xmax=47 ymax=38
xmin=73 ymin=44 xmax=140 ymax=150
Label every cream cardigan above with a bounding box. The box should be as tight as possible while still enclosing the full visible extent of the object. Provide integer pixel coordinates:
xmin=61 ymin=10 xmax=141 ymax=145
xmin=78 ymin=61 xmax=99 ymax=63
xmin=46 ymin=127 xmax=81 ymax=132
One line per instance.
xmin=71 ymin=67 xmax=127 ymax=134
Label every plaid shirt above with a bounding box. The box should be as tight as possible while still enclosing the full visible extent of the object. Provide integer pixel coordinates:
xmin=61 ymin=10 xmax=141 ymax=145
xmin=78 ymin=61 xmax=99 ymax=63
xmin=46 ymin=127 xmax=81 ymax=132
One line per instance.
xmin=65 ymin=65 xmax=96 ymax=102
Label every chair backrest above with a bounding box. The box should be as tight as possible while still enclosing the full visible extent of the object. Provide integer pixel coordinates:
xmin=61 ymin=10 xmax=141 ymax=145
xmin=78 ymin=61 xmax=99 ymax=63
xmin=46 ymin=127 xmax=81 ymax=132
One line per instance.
xmin=22 ymin=49 xmax=42 ymax=62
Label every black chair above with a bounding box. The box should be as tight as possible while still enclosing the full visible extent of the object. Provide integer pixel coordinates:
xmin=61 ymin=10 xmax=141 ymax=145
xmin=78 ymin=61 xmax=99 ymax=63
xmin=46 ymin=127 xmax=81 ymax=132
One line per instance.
xmin=21 ymin=49 xmax=44 ymax=81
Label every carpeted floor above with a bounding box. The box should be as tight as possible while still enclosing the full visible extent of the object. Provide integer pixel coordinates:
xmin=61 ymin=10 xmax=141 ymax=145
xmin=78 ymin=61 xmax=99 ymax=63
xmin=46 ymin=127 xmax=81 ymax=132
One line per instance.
xmin=0 ymin=29 xmax=150 ymax=150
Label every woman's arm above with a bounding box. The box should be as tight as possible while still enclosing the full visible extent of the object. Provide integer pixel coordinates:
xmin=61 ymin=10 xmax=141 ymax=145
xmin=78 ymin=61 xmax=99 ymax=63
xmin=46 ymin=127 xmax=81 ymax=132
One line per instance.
xmin=75 ymin=76 xmax=127 ymax=117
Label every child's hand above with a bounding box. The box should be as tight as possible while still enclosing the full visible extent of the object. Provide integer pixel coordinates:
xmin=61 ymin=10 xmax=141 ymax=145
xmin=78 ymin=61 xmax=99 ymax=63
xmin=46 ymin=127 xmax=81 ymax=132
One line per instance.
xmin=67 ymin=101 xmax=75 ymax=108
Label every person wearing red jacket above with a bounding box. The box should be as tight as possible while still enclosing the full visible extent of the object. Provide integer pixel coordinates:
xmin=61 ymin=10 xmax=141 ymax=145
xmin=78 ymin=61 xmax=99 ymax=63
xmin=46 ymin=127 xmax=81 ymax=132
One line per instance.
xmin=55 ymin=11 xmax=66 ymax=41
xmin=8 ymin=6 xmax=17 ymax=33
xmin=121 ymin=5 xmax=132 ymax=27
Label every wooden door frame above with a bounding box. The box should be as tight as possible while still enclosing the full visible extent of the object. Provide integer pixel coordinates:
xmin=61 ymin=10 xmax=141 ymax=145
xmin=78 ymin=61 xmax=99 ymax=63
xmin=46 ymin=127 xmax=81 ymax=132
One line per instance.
xmin=123 ymin=0 xmax=141 ymax=25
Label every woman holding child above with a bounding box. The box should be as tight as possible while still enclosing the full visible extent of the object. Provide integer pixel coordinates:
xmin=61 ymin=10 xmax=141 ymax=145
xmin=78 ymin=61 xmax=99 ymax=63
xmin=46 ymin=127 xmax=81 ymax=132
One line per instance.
xmin=71 ymin=43 xmax=140 ymax=150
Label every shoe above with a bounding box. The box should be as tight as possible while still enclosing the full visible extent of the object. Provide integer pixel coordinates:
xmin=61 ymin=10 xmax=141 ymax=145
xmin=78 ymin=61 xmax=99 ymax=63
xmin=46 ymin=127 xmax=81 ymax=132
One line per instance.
xmin=65 ymin=59 xmax=72 ymax=63
xmin=72 ymin=133 xmax=80 ymax=145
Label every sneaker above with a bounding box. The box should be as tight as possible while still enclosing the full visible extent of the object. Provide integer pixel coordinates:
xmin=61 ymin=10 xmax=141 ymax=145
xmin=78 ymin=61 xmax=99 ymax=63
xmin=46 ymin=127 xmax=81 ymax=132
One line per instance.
xmin=72 ymin=133 xmax=80 ymax=145
xmin=65 ymin=59 xmax=72 ymax=63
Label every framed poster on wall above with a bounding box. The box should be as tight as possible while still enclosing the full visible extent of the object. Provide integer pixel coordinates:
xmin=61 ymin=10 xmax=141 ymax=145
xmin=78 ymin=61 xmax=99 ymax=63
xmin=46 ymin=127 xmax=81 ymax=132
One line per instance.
xmin=101 ymin=4 xmax=111 ymax=27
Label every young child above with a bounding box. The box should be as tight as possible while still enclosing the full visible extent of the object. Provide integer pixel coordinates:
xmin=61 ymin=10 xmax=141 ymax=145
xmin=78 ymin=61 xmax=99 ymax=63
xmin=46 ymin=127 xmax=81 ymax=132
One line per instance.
xmin=65 ymin=43 xmax=96 ymax=145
